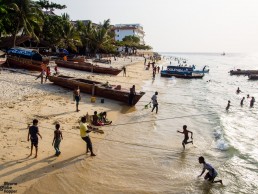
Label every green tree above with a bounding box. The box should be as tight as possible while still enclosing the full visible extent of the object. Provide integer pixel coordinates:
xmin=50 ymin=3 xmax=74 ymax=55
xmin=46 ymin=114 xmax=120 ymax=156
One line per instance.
xmin=7 ymin=0 xmax=44 ymax=46
xmin=36 ymin=0 xmax=66 ymax=10
xmin=58 ymin=13 xmax=82 ymax=51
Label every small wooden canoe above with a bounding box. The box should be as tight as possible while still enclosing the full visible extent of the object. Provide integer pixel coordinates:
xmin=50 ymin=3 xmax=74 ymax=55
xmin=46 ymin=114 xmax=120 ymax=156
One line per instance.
xmin=230 ymin=69 xmax=258 ymax=75
xmin=49 ymin=75 xmax=145 ymax=105
xmin=55 ymin=60 xmax=122 ymax=75
xmin=248 ymin=74 xmax=258 ymax=80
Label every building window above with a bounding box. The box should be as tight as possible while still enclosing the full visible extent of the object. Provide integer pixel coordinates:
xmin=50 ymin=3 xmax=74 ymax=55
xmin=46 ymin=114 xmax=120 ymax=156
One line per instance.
xmin=117 ymin=30 xmax=119 ymax=32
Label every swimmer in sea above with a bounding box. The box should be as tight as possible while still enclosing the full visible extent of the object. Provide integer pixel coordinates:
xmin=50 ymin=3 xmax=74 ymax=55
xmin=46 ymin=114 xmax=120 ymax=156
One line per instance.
xmin=226 ymin=100 xmax=231 ymax=111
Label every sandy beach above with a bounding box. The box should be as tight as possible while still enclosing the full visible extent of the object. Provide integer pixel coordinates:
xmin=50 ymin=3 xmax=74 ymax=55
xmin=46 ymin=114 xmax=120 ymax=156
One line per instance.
xmin=0 ymin=56 xmax=162 ymax=193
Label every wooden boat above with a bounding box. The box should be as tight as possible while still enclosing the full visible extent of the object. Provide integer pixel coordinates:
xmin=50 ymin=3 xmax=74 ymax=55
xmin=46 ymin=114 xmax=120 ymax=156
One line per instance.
xmin=248 ymin=74 xmax=258 ymax=80
xmin=230 ymin=69 xmax=258 ymax=75
xmin=161 ymin=70 xmax=204 ymax=79
xmin=6 ymin=47 xmax=49 ymax=71
xmin=48 ymin=75 xmax=145 ymax=105
xmin=55 ymin=60 xmax=122 ymax=75
xmin=0 ymin=60 xmax=6 ymax=66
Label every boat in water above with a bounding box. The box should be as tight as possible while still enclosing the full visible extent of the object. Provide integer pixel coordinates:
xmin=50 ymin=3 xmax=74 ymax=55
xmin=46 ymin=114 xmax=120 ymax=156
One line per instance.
xmin=161 ymin=70 xmax=204 ymax=79
xmin=55 ymin=60 xmax=122 ymax=75
xmin=248 ymin=74 xmax=258 ymax=80
xmin=230 ymin=69 xmax=258 ymax=75
xmin=49 ymin=75 xmax=145 ymax=105
xmin=6 ymin=47 xmax=49 ymax=71
xmin=160 ymin=65 xmax=207 ymax=79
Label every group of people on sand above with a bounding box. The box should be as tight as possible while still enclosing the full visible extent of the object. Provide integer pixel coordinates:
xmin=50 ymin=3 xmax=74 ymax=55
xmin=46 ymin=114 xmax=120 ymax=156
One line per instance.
xmin=226 ymin=87 xmax=255 ymax=111
xmin=27 ymin=111 xmax=112 ymax=158
xmin=36 ymin=64 xmax=59 ymax=84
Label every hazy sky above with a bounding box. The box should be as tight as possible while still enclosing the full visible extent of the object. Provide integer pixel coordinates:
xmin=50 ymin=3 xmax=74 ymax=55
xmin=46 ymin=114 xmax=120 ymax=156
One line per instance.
xmin=52 ymin=0 xmax=258 ymax=53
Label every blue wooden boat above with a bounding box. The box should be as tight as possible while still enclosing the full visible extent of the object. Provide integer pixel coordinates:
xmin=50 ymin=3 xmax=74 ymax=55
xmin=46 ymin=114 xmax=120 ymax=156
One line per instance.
xmin=165 ymin=65 xmax=209 ymax=74
xmin=161 ymin=70 xmax=204 ymax=79
xmin=6 ymin=47 xmax=49 ymax=71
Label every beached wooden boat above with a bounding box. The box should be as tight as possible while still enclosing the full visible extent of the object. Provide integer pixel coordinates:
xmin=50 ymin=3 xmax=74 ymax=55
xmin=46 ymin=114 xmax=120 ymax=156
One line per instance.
xmin=55 ymin=60 xmax=122 ymax=75
xmin=230 ymin=69 xmax=258 ymax=75
xmin=0 ymin=60 xmax=6 ymax=66
xmin=161 ymin=70 xmax=204 ymax=79
xmin=248 ymin=74 xmax=258 ymax=80
xmin=6 ymin=47 xmax=49 ymax=71
xmin=48 ymin=75 xmax=145 ymax=105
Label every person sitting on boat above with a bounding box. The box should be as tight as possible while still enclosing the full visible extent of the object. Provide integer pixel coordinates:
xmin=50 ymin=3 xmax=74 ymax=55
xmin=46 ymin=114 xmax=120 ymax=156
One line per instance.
xmin=98 ymin=112 xmax=112 ymax=125
xmin=103 ymin=81 xmax=111 ymax=88
xmin=92 ymin=111 xmax=104 ymax=126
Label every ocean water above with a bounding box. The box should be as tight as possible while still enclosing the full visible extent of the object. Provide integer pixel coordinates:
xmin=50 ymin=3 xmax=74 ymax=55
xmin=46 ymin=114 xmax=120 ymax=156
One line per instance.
xmin=27 ymin=53 xmax=258 ymax=194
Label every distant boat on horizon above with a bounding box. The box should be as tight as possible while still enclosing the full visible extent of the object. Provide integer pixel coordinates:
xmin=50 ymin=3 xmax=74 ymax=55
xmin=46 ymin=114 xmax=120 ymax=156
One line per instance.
xmin=221 ymin=52 xmax=226 ymax=56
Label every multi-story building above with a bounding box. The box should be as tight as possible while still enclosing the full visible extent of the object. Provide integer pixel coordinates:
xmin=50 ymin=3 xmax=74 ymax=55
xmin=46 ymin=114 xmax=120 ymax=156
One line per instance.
xmin=113 ymin=24 xmax=145 ymax=45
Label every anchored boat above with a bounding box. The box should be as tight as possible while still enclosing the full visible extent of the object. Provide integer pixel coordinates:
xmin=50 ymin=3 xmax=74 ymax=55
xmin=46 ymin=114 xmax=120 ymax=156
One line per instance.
xmin=55 ymin=60 xmax=122 ymax=75
xmin=49 ymin=75 xmax=145 ymax=105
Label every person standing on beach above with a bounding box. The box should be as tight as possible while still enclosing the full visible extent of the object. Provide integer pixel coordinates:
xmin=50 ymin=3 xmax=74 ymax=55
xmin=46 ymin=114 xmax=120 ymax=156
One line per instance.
xmin=36 ymin=69 xmax=45 ymax=84
xmin=73 ymin=86 xmax=81 ymax=112
xmin=240 ymin=97 xmax=245 ymax=106
xmin=198 ymin=156 xmax=223 ymax=184
xmin=250 ymin=97 xmax=255 ymax=108
xmin=226 ymin=100 xmax=231 ymax=111
xmin=45 ymin=66 xmax=51 ymax=82
xmin=80 ymin=116 xmax=96 ymax=156
xmin=157 ymin=66 xmax=160 ymax=74
xmin=128 ymin=85 xmax=136 ymax=106
xmin=122 ymin=66 xmax=126 ymax=77
xmin=151 ymin=92 xmax=158 ymax=113
xmin=27 ymin=119 xmax=42 ymax=158
xmin=177 ymin=125 xmax=193 ymax=149
xmin=52 ymin=123 xmax=63 ymax=156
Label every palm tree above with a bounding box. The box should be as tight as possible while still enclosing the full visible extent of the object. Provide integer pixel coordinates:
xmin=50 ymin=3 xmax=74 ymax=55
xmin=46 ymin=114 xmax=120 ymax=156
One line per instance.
xmin=10 ymin=0 xmax=43 ymax=46
xmin=58 ymin=14 xmax=82 ymax=51
xmin=90 ymin=20 xmax=114 ymax=54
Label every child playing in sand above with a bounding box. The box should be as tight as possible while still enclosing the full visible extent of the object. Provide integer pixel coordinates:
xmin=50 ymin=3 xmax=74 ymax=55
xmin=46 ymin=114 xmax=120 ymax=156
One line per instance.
xmin=27 ymin=119 xmax=42 ymax=158
xmin=52 ymin=123 xmax=63 ymax=156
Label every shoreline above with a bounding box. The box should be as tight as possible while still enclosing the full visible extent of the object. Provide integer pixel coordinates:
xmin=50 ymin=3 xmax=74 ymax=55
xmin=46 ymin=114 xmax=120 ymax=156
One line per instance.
xmin=0 ymin=57 xmax=164 ymax=193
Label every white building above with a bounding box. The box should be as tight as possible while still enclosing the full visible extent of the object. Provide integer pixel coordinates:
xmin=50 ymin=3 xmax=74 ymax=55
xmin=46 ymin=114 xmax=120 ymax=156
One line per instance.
xmin=114 ymin=24 xmax=145 ymax=45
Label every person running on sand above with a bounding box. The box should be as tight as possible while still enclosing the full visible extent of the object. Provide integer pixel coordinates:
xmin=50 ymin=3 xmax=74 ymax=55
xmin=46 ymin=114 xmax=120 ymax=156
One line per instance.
xmin=52 ymin=123 xmax=63 ymax=156
xmin=226 ymin=100 xmax=231 ymax=111
xmin=80 ymin=116 xmax=96 ymax=156
xmin=151 ymin=92 xmax=158 ymax=113
xmin=198 ymin=156 xmax=223 ymax=184
xmin=177 ymin=125 xmax=193 ymax=149
xmin=73 ymin=86 xmax=81 ymax=112
xmin=240 ymin=97 xmax=245 ymax=106
xmin=28 ymin=119 xmax=42 ymax=158
xmin=36 ymin=69 xmax=45 ymax=84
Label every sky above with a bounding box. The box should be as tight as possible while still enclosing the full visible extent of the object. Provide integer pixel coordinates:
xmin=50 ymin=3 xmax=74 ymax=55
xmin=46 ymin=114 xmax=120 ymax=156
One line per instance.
xmin=52 ymin=0 xmax=258 ymax=53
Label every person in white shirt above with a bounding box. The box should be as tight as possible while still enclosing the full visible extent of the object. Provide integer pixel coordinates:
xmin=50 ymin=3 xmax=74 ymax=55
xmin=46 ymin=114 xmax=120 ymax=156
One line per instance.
xmin=198 ymin=156 xmax=223 ymax=184
xmin=151 ymin=91 xmax=158 ymax=114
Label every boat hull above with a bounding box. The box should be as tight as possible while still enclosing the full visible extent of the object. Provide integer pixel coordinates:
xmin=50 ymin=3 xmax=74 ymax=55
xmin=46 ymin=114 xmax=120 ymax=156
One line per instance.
xmin=55 ymin=60 xmax=122 ymax=75
xmin=161 ymin=71 xmax=204 ymax=79
xmin=230 ymin=70 xmax=258 ymax=75
xmin=248 ymin=74 xmax=258 ymax=80
xmin=6 ymin=56 xmax=47 ymax=71
xmin=49 ymin=75 xmax=145 ymax=105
